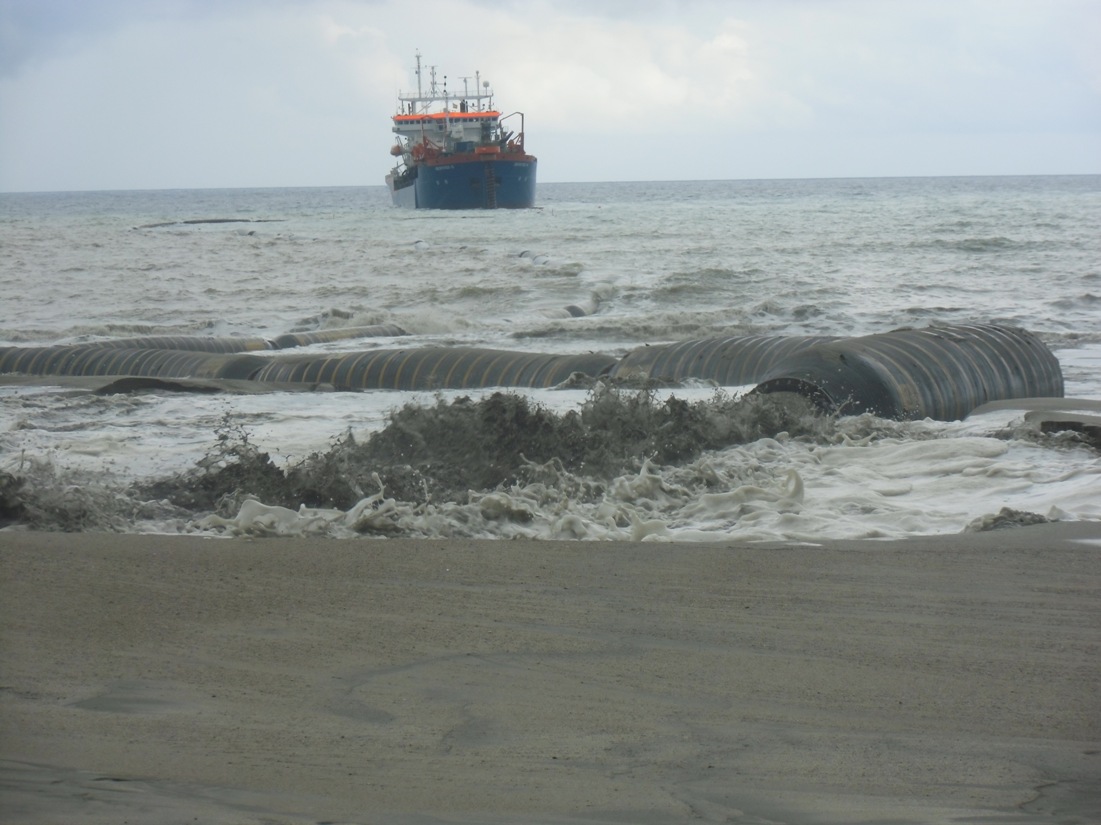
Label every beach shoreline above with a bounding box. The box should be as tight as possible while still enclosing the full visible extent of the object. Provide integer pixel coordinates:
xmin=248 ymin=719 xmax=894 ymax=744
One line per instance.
xmin=3 ymin=524 xmax=1100 ymax=823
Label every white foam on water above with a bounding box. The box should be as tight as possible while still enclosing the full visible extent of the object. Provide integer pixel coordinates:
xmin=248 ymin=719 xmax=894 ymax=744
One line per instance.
xmin=5 ymin=373 xmax=1100 ymax=541
xmin=189 ymin=409 xmax=1101 ymax=542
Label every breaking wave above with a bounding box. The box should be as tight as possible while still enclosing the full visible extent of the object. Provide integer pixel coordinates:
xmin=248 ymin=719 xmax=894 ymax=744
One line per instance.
xmin=6 ymin=385 xmax=1095 ymax=539
xmin=2 ymin=387 xmax=830 ymax=534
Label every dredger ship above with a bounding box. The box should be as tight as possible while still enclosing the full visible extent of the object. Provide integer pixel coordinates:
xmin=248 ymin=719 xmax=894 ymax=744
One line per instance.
xmin=385 ymin=53 xmax=537 ymax=209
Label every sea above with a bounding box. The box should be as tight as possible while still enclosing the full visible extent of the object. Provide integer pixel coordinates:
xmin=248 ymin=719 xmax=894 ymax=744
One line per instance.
xmin=2 ymin=175 xmax=1100 ymax=540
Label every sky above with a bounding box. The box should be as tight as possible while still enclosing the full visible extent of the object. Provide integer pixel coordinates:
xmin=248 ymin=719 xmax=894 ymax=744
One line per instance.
xmin=1 ymin=0 xmax=1099 ymax=191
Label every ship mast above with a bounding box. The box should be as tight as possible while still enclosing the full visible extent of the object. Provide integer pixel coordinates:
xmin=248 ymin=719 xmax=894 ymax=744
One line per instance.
xmin=398 ymin=52 xmax=494 ymax=114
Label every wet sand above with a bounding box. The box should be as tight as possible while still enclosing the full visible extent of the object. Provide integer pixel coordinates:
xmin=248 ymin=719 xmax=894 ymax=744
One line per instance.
xmin=2 ymin=524 xmax=1100 ymax=824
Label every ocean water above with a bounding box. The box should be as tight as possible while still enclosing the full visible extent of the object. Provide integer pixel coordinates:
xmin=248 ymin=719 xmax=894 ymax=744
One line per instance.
xmin=2 ymin=176 xmax=1100 ymax=539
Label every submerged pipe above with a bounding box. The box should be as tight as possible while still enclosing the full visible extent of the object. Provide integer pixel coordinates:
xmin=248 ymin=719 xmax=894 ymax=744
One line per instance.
xmin=252 ymin=347 xmax=618 ymax=390
xmin=752 ymin=324 xmax=1064 ymax=420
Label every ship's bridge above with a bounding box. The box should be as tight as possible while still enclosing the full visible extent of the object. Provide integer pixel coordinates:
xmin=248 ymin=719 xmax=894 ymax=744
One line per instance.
xmin=392 ymin=110 xmax=502 ymax=145
xmin=390 ymin=55 xmax=506 ymax=150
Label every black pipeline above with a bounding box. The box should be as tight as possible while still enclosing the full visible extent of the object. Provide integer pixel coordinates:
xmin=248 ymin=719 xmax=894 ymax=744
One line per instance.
xmin=0 ymin=324 xmax=1064 ymax=421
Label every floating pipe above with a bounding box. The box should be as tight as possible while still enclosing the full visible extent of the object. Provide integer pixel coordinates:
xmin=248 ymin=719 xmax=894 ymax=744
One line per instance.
xmin=271 ymin=324 xmax=407 ymax=349
xmin=84 ymin=349 xmax=270 ymax=381
xmin=0 ymin=325 xmax=1064 ymax=421
xmin=0 ymin=346 xmax=268 ymax=381
xmin=0 ymin=338 xmax=270 ymax=376
xmin=610 ymin=334 xmax=835 ymax=386
xmin=252 ymin=347 xmax=618 ymax=390
xmin=752 ymin=324 xmax=1064 ymax=420
xmin=0 ymin=345 xmax=82 ymax=376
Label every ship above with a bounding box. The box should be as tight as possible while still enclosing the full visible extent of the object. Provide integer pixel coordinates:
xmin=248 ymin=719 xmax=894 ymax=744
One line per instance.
xmin=385 ymin=53 xmax=537 ymax=209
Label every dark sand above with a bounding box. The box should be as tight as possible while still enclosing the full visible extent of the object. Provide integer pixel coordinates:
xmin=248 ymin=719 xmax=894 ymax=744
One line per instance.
xmin=2 ymin=524 xmax=1100 ymax=824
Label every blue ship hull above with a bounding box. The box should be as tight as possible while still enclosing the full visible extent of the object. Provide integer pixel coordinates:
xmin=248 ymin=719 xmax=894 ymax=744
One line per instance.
xmin=388 ymin=158 xmax=537 ymax=209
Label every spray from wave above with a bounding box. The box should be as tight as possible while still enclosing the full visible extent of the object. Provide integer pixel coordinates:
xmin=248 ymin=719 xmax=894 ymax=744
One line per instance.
xmin=4 ymin=387 xmax=826 ymax=532
xmin=153 ymin=385 xmax=829 ymax=509
xmin=4 ymin=386 xmax=1090 ymax=538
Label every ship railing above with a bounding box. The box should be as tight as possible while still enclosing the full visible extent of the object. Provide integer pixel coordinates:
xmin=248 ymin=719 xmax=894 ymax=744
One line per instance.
xmin=396 ymin=92 xmax=496 ymax=113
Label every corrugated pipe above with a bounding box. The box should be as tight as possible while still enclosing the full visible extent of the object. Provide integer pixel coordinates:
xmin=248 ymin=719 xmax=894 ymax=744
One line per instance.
xmin=252 ymin=347 xmax=618 ymax=390
xmin=610 ymin=334 xmax=835 ymax=386
xmin=0 ymin=346 xmax=269 ymax=381
xmin=271 ymin=324 xmax=407 ymax=349
xmin=751 ymin=324 xmax=1064 ymax=420
xmin=0 ymin=324 xmax=1064 ymax=420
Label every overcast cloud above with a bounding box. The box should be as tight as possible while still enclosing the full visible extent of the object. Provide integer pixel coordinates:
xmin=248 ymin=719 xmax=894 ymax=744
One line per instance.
xmin=1 ymin=0 xmax=1098 ymax=191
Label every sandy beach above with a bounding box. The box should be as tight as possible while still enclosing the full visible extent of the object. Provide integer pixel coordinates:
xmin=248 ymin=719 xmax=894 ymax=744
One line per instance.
xmin=2 ymin=524 xmax=1100 ymax=824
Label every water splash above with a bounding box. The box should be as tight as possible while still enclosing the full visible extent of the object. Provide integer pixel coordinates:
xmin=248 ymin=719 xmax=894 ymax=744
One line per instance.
xmin=4 ymin=389 xmax=1097 ymax=538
